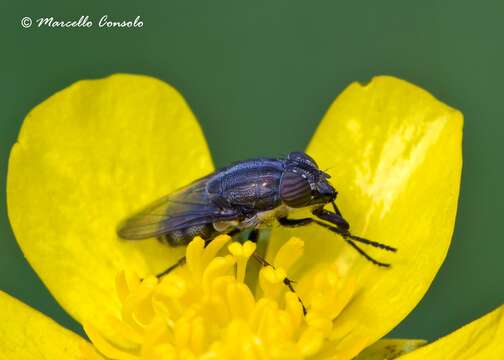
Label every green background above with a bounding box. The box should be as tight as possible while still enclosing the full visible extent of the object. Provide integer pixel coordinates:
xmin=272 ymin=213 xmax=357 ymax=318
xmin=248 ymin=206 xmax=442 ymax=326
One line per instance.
xmin=1 ymin=0 xmax=503 ymax=343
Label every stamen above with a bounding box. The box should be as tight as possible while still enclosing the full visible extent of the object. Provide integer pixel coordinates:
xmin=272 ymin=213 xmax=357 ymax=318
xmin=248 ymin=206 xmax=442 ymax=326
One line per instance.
xmin=273 ymin=236 xmax=304 ymax=272
xmin=82 ymin=235 xmax=363 ymax=360
xmin=228 ymin=241 xmax=256 ymax=283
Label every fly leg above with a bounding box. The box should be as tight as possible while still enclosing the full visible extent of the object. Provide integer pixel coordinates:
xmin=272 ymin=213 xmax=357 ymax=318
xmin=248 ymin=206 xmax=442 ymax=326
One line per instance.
xmin=252 ymin=252 xmax=307 ymax=315
xmin=156 ymin=256 xmax=186 ymax=278
xmin=278 ymin=210 xmax=396 ymax=267
xmin=277 ymin=217 xmax=314 ymax=227
xmin=311 ymin=207 xmax=397 ymax=267
xmin=250 ymin=225 xmax=306 ymax=314
xmin=313 ymin=208 xmax=397 ymax=251
xmin=322 ymin=202 xmax=350 ymax=230
xmin=157 ymin=229 xmax=243 ymax=278
xmin=248 ymin=229 xmax=260 ymax=243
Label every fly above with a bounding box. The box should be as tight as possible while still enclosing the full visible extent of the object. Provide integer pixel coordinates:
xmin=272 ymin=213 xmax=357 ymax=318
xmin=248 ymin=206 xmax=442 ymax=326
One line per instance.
xmin=118 ymin=151 xmax=397 ymax=269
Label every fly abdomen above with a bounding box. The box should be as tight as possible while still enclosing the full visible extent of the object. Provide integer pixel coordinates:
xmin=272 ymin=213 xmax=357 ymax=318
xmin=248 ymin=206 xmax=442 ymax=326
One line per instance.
xmin=158 ymin=223 xmax=217 ymax=246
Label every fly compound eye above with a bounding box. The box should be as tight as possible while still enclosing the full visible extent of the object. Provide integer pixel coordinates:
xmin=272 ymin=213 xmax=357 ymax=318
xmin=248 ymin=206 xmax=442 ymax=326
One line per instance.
xmin=279 ymin=170 xmax=312 ymax=208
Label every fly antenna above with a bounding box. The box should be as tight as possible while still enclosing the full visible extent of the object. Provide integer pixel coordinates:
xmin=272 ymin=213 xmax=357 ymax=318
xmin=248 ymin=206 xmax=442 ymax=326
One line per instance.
xmin=323 ymin=164 xmax=338 ymax=174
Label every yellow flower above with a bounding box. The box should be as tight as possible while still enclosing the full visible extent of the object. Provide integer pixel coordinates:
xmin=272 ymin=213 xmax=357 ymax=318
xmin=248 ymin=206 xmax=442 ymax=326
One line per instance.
xmin=2 ymin=74 xmax=502 ymax=359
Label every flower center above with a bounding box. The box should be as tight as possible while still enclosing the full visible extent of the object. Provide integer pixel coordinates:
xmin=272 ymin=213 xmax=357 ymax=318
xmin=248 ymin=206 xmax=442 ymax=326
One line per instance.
xmin=83 ymin=235 xmax=361 ymax=359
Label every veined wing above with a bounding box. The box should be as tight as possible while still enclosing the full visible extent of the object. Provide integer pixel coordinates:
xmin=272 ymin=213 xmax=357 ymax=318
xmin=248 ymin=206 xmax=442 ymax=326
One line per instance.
xmin=117 ymin=176 xmax=237 ymax=240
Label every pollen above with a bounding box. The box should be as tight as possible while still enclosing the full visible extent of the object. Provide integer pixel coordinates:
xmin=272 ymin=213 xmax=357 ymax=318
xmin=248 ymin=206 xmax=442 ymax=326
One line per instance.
xmin=83 ymin=235 xmax=360 ymax=360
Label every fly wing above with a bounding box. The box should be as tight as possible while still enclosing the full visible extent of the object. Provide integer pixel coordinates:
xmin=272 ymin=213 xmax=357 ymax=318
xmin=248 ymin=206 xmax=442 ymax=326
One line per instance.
xmin=117 ymin=176 xmax=237 ymax=240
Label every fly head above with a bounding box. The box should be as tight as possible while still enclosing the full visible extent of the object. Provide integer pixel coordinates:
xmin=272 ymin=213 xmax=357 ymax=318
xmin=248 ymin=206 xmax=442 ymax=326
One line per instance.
xmin=280 ymin=151 xmax=337 ymax=208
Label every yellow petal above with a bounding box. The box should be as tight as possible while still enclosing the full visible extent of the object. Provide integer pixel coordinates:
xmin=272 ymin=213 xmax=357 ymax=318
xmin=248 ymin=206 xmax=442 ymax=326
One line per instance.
xmin=267 ymin=76 xmax=462 ymax=356
xmin=354 ymin=339 xmax=427 ymax=359
xmin=398 ymin=304 xmax=504 ymax=359
xmin=7 ymin=74 xmax=213 ymax=342
xmin=0 ymin=290 xmax=98 ymax=359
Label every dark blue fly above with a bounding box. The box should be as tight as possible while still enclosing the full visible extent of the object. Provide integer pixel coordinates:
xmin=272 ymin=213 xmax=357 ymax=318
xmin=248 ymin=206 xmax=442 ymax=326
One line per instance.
xmin=118 ymin=151 xmax=396 ymax=268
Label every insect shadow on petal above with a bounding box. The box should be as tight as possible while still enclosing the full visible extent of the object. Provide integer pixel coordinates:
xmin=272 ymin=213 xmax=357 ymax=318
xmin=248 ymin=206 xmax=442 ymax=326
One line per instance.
xmin=118 ymin=151 xmax=397 ymax=313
